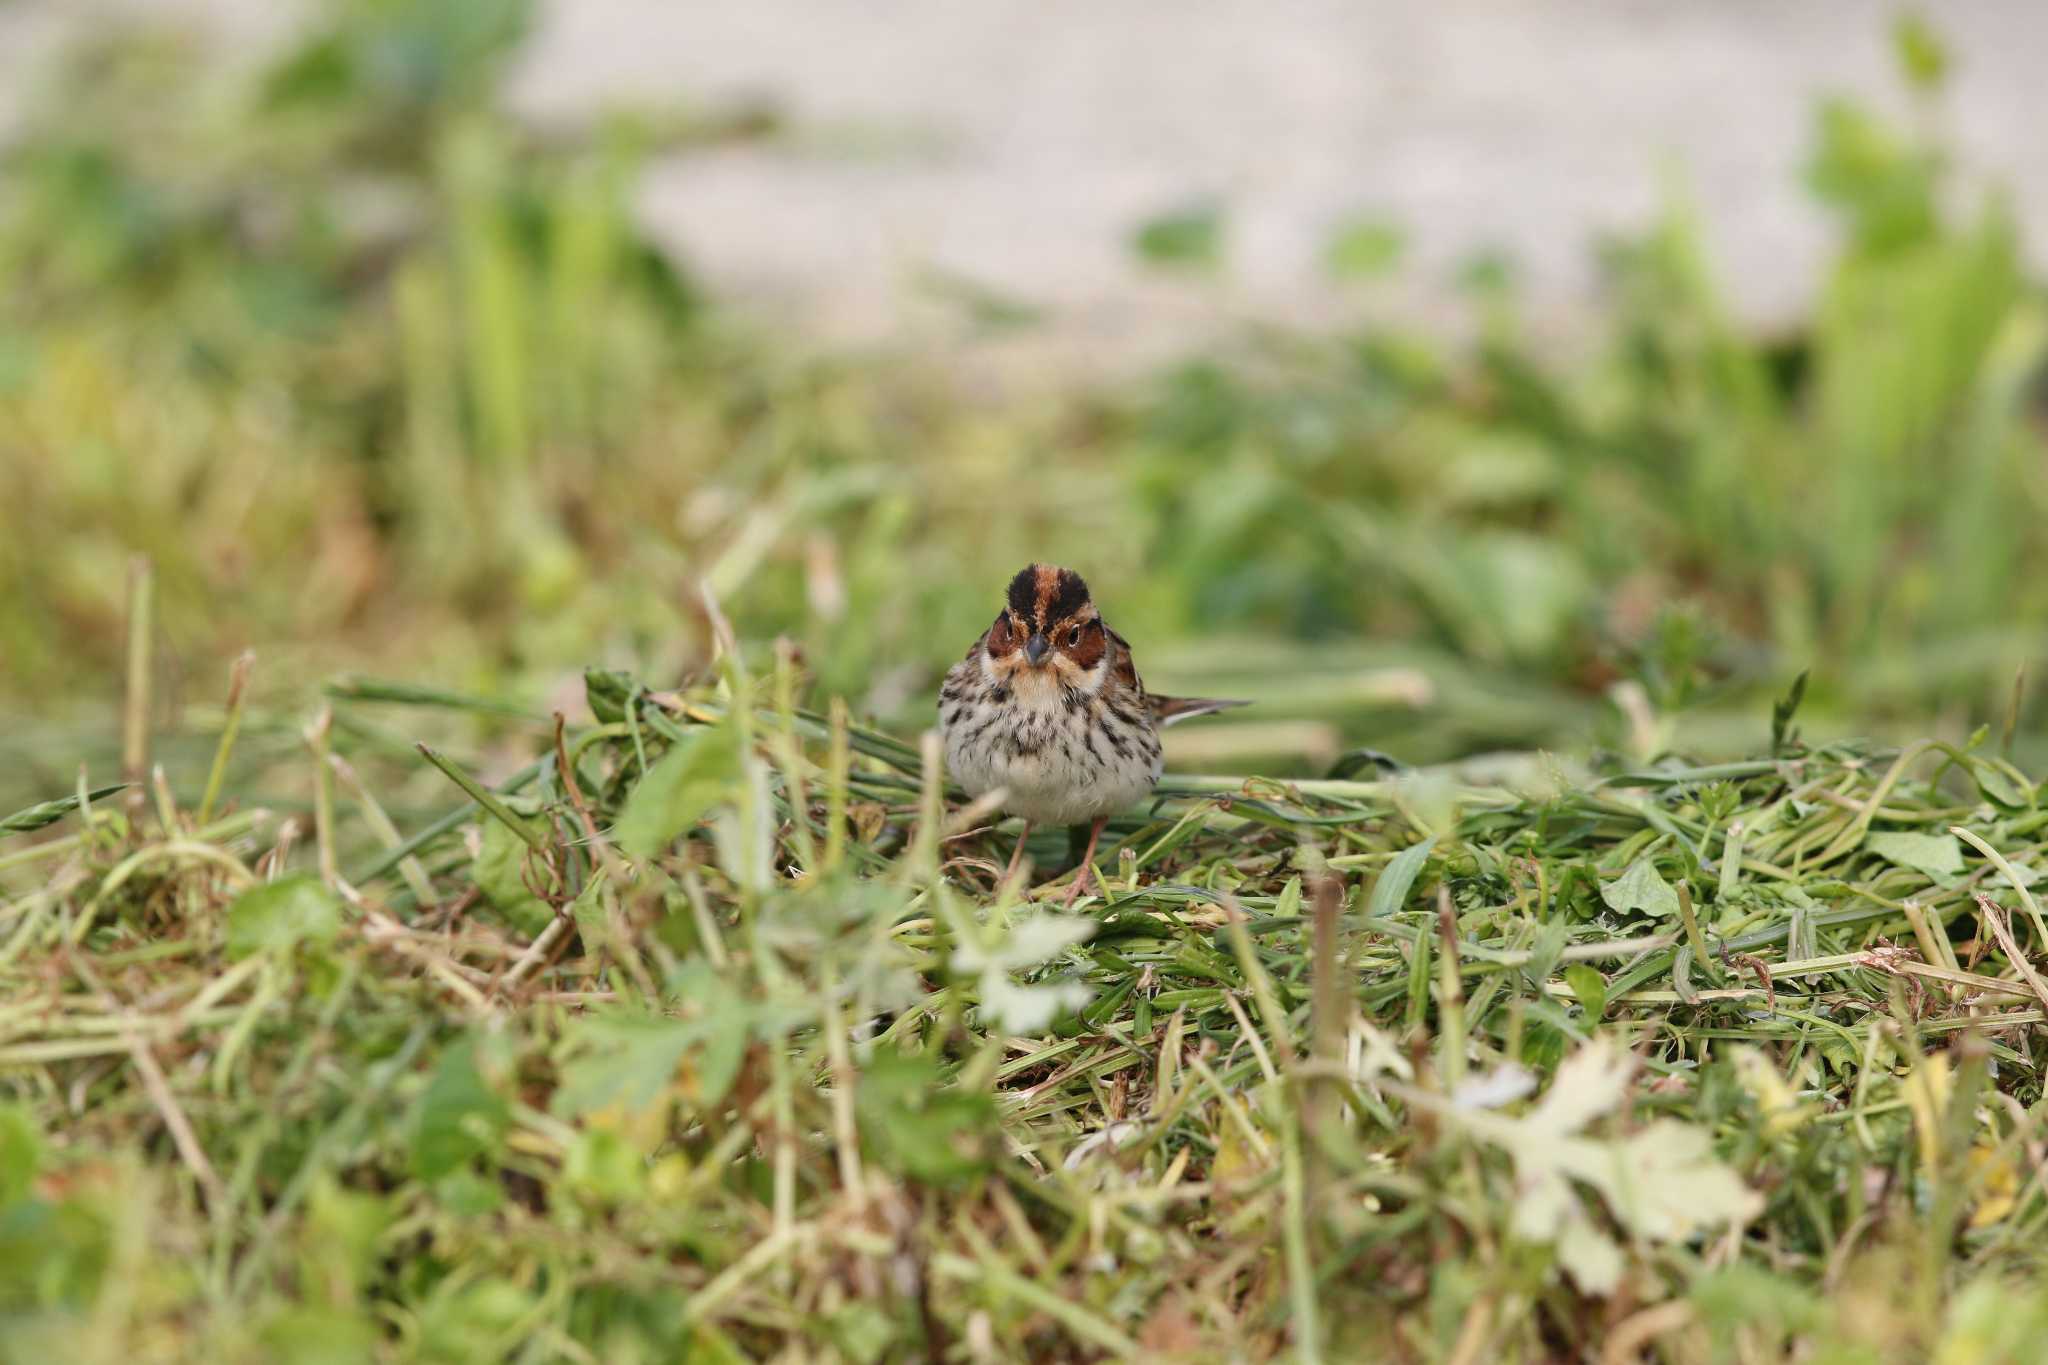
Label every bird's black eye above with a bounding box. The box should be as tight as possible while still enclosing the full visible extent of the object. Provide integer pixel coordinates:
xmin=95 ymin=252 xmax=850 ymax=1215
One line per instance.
xmin=1066 ymin=625 xmax=1083 ymax=647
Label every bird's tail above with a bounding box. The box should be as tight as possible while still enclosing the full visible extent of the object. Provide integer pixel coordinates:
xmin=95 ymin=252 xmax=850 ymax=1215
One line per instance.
xmin=1147 ymin=695 xmax=1250 ymax=728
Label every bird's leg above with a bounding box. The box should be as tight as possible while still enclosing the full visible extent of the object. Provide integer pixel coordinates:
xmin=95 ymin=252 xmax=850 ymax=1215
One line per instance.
xmin=1061 ymin=816 xmax=1110 ymax=910
xmin=1063 ymin=821 xmax=1093 ymax=872
xmin=1002 ymin=820 xmax=1033 ymax=890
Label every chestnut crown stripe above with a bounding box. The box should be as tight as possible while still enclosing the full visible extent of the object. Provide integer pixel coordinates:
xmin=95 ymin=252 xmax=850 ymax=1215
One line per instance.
xmin=1005 ymin=563 xmax=1092 ymax=630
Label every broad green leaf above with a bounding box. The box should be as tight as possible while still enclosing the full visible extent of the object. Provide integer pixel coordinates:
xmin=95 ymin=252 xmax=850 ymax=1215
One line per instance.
xmin=552 ymin=1015 xmax=698 ymax=1119
xmin=855 ymin=1049 xmax=995 ymax=1186
xmin=303 ymin=1176 xmax=388 ymax=1305
xmin=825 ymin=1303 xmax=897 ymax=1365
xmin=227 ymin=876 xmax=343 ymax=958
xmin=472 ymin=814 xmax=554 ymax=934
xmin=257 ymin=1307 xmax=382 ymax=1365
xmin=0 ymin=1104 xmax=40 ymax=1205
xmin=582 ymin=667 xmax=637 ymax=724
xmin=613 ymin=723 xmax=742 ymax=861
xmin=1132 ymin=201 xmax=1224 ymax=271
xmin=416 ymin=1276 xmax=536 ymax=1363
xmin=564 ymin=1129 xmax=644 ymax=1202
xmin=1564 ymin=964 xmax=1608 ymax=1018
xmin=1367 ymin=836 xmax=1439 ymax=917
xmin=1893 ymin=11 xmax=1948 ymax=92
xmin=670 ymin=959 xmax=751 ymax=1105
xmin=410 ymin=1039 xmax=509 ymax=1181
xmin=430 ymin=1168 xmax=503 ymax=1216
xmin=555 ymin=973 xmax=751 ymax=1124
xmin=1966 ymin=759 xmax=2031 ymax=809
xmin=1325 ymin=218 xmax=1405 ymax=280
xmin=1600 ymin=857 xmax=1680 ymax=919
xmin=1866 ymin=830 xmax=1964 ymax=882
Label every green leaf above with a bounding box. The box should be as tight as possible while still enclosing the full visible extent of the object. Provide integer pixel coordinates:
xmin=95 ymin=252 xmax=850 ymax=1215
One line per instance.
xmin=564 ymin=1129 xmax=644 ymax=1202
xmin=1325 ymin=218 xmax=1405 ymax=280
xmin=430 ymin=1168 xmax=503 ymax=1216
xmin=1132 ymin=201 xmax=1224 ymax=271
xmin=613 ymin=723 xmax=742 ymax=861
xmin=257 ymin=1307 xmax=382 ymax=1365
xmin=583 ymin=667 xmax=638 ymax=725
xmin=1367 ymin=836 xmax=1439 ymax=917
xmin=1601 ymin=858 xmax=1680 ymax=919
xmin=472 ymin=814 xmax=554 ymax=935
xmin=1866 ymin=830 xmax=1965 ymax=882
xmin=553 ymin=1015 xmax=697 ymax=1119
xmin=554 ymin=973 xmax=751 ymax=1121
xmin=1966 ymin=758 xmax=2032 ymax=809
xmin=855 ymin=1049 xmax=995 ymax=1187
xmin=226 ymin=876 xmax=343 ymax=958
xmin=1893 ymin=12 xmax=1948 ymax=92
xmin=410 ymin=1039 xmax=509 ymax=1181
xmin=825 ymin=1303 xmax=898 ymax=1365
xmin=0 ymin=1104 xmax=41 ymax=1205
xmin=1564 ymin=964 xmax=1608 ymax=1018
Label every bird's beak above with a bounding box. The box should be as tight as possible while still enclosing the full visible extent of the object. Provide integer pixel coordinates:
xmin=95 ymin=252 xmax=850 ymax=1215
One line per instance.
xmin=1024 ymin=633 xmax=1050 ymax=666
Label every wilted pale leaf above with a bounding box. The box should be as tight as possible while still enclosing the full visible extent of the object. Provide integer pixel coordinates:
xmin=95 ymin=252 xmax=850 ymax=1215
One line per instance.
xmin=953 ymin=913 xmax=1096 ymax=974
xmin=977 ymin=974 xmax=1092 ymax=1035
xmin=1438 ymin=1037 xmax=1759 ymax=1295
xmin=1351 ymin=1021 xmax=1415 ymax=1085
xmin=709 ymin=755 xmax=775 ymax=894
xmin=1451 ymin=1065 xmax=1537 ymax=1111
xmin=1524 ymin=1036 xmax=1633 ymax=1138
xmin=1509 ymin=1166 xmax=1577 ymax=1243
xmin=955 ymin=912 xmax=1096 ymax=1034
xmin=1904 ymin=1052 xmax=1953 ymax=1171
xmin=1968 ymin=1143 xmax=2022 ymax=1228
xmin=1565 ymin=1121 xmax=1764 ymax=1240
xmin=1556 ymin=1217 xmax=1625 ymax=1295
xmin=1734 ymin=1046 xmax=1815 ymax=1136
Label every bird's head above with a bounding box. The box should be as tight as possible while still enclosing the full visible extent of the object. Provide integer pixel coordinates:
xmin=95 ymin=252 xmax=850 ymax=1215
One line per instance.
xmin=983 ymin=564 xmax=1110 ymax=694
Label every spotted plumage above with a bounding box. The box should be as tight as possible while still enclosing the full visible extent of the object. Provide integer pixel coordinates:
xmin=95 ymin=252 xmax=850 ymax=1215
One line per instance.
xmin=940 ymin=564 xmax=1246 ymax=902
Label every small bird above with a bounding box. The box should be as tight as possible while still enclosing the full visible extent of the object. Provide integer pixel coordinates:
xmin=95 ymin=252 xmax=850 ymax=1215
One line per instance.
xmin=939 ymin=564 xmax=1246 ymax=905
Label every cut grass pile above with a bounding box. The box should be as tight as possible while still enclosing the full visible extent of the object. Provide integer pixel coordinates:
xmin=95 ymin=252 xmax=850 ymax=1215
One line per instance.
xmin=7 ymin=624 xmax=2048 ymax=1361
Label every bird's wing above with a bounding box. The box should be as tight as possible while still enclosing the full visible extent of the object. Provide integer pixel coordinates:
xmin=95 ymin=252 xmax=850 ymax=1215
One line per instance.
xmin=1147 ymin=695 xmax=1251 ymax=727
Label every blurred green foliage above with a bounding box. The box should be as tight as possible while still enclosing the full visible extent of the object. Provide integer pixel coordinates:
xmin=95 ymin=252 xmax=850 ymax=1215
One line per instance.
xmin=2 ymin=0 xmax=2044 ymax=775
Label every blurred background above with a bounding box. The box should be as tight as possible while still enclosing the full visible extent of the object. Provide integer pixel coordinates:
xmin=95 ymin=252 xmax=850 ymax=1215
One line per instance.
xmin=5 ymin=0 xmax=2048 ymax=805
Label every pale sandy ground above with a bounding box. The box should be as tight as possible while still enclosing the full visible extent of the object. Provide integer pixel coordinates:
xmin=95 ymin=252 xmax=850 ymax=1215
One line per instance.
xmin=6 ymin=0 xmax=2046 ymax=377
